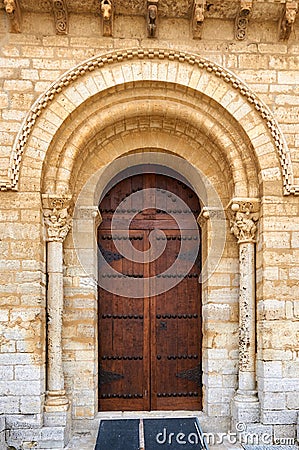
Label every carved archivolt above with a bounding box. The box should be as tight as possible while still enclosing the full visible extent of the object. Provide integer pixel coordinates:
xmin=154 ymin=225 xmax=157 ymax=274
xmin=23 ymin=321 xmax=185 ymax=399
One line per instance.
xmin=1 ymin=48 xmax=295 ymax=195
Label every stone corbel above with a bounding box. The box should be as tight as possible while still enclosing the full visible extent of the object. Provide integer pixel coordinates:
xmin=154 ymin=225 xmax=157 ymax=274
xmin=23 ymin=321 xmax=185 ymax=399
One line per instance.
xmin=52 ymin=0 xmax=68 ymax=35
xmin=279 ymin=1 xmax=298 ymax=41
xmin=100 ymin=0 xmax=114 ymax=37
xmin=3 ymin=0 xmax=21 ymax=33
xmin=192 ymin=0 xmax=206 ymax=39
xmin=235 ymin=0 xmax=253 ymax=40
xmin=147 ymin=0 xmax=158 ymax=38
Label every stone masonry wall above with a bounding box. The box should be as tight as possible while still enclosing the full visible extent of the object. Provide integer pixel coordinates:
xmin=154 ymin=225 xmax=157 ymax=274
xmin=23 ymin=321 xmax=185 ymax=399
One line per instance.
xmin=0 ymin=6 xmax=299 ymax=448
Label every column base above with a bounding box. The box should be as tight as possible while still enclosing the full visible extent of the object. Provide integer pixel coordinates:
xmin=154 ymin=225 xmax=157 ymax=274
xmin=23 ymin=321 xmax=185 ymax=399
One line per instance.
xmin=232 ymin=389 xmax=260 ymax=425
xmin=45 ymin=390 xmax=69 ymax=412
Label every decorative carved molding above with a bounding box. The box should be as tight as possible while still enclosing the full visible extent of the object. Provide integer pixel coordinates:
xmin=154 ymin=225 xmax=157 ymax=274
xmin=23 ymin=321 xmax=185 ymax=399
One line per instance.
xmin=279 ymin=1 xmax=298 ymax=41
xmin=4 ymin=0 xmax=21 ymax=33
xmin=52 ymin=0 xmax=68 ymax=35
xmin=2 ymin=48 xmax=295 ymax=195
xmin=147 ymin=0 xmax=158 ymax=38
xmin=42 ymin=195 xmax=72 ymax=242
xmin=100 ymin=0 xmax=114 ymax=37
xmin=192 ymin=0 xmax=205 ymax=39
xmin=228 ymin=198 xmax=260 ymax=244
xmin=235 ymin=0 xmax=253 ymax=40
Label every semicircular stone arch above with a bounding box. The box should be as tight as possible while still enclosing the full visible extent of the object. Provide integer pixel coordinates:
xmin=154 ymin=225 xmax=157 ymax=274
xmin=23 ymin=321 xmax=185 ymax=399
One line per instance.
xmin=3 ymin=48 xmax=295 ymax=196
xmin=41 ymin=81 xmax=256 ymax=202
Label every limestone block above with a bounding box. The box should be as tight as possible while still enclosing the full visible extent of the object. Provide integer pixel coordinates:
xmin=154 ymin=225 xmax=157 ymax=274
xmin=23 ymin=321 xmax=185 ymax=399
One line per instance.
xmin=20 ymin=396 xmax=43 ymax=414
xmin=44 ymin=408 xmax=71 ymax=428
xmin=273 ymin=424 xmax=296 ymax=443
xmin=259 ymin=377 xmax=298 ymax=393
xmin=0 ymin=396 xmax=20 ymax=413
xmin=261 ymin=410 xmax=298 ymax=425
xmin=260 ymin=392 xmax=286 ymax=410
xmin=5 ymin=413 xmax=43 ymax=429
xmin=283 ymin=361 xmax=299 ymax=378
xmin=257 ymin=299 xmax=285 ymax=320
xmin=0 ymin=415 xmax=5 ymax=450
xmin=257 ymin=360 xmax=283 ymax=378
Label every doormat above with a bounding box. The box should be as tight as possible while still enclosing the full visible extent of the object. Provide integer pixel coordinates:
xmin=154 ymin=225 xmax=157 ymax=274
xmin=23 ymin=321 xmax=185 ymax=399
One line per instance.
xmin=143 ymin=418 xmax=208 ymax=449
xmin=95 ymin=419 xmax=140 ymax=450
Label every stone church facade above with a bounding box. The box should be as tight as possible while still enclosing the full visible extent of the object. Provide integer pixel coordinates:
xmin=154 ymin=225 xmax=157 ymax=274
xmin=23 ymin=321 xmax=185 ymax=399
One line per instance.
xmin=0 ymin=0 xmax=299 ymax=448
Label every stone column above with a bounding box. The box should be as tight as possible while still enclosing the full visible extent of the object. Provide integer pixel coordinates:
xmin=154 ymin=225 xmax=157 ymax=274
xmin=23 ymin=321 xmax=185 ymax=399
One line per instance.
xmin=228 ymin=198 xmax=260 ymax=424
xmin=42 ymin=194 xmax=72 ymax=411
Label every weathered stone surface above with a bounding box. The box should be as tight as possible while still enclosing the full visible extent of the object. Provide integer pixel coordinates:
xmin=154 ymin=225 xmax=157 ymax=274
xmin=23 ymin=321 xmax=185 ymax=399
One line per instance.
xmin=0 ymin=3 xmax=299 ymax=449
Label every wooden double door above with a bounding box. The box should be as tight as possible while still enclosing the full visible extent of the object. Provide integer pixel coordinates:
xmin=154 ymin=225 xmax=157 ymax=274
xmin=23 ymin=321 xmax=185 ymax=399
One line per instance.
xmin=98 ymin=173 xmax=202 ymax=411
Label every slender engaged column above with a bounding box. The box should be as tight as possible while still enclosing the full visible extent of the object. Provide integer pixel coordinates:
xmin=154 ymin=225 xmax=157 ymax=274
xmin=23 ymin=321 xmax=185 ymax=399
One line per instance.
xmin=42 ymin=195 xmax=72 ymax=411
xmin=228 ymin=198 xmax=260 ymax=424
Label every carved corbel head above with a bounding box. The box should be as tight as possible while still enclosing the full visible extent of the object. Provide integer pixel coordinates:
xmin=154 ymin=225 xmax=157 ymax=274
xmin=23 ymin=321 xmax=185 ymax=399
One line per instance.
xmin=147 ymin=0 xmax=158 ymax=38
xmin=192 ymin=0 xmax=206 ymax=39
xmin=279 ymin=1 xmax=298 ymax=40
xmin=100 ymin=0 xmax=114 ymax=36
xmin=101 ymin=0 xmax=112 ymax=21
xmin=4 ymin=0 xmax=15 ymax=15
xmin=4 ymin=0 xmax=21 ymax=33
xmin=239 ymin=0 xmax=252 ymax=16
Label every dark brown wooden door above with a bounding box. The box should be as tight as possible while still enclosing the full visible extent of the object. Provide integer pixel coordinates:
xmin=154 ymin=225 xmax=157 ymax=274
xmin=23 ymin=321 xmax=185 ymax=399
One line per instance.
xmin=98 ymin=173 xmax=202 ymax=411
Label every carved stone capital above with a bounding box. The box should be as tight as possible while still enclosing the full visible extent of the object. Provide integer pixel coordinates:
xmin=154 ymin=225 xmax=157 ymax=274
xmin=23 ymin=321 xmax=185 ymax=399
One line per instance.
xmin=4 ymin=0 xmax=21 ymax=33
xmin=192 ymin=0 xmax=206 ymax=39
xmin=77 ymin=206 xmax=102 ymax=227
xmin=227 ymin=198 xmax=260 ymax=244
xmin=42 ymin=194 xmax=72 ymax=242
xmin=197 ymin=206 xmax=224 ymax=226
xmin=100 ymin=0 xmax=114 ymax=37
xmin=279 ymin=1 xmax=298 ymax=41
xmin=52 ymin=0 xmax=68 ymax=35
xmin=147 ymin=0 xmax=158 ymax=38
xmin=235 ymin=0 xmax=253 ymax=40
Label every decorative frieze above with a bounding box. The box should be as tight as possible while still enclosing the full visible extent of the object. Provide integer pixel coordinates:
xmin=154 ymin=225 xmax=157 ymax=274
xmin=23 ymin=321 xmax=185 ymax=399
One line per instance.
xmin=4 ymin=0 xmax=21 ymax=33
xmin=52 ymin=0 xmax=68 ymax=35
xmin=228 ymin=199 xmax=260 ymax=244
xmin=191 ymin=0 xmax=205 ymax=39
xmin=235 ymin=0 xmax=253 ymax=40
xmin=100 ymin=0 xmax=114 ymax=37
xmin=279 ymin=1 xmax=298 ymax=41
xmin=42 ymin=195 xmax=72 ymax=242
xmin=147 ymin=0 xmax=159 ymax=38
